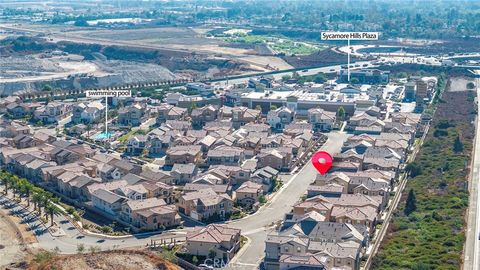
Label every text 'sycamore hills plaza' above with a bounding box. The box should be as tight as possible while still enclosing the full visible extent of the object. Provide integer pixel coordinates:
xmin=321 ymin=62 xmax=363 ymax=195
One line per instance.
xmin=0 ymin=1 xmax=480 ymax=270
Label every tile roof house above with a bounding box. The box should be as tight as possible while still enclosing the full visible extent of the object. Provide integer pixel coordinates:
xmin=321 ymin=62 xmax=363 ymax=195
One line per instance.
xmin=166 ymin=106 xmax=188 ymax=121
xmin=186 ymin=224 xmax=241 ymax=261
xmin=148 ymin=134 xmax=174 ymax=156
xmin=265 ymin=218 xmax=367 ymax=270
xmin=231 ymin=106 xmax=261 ymax=128
xmin=267 ymin=107 xmax=296 ymax=131
xmin=283 ymin=122 xmax=313 ymax=137
xmin=183 ymin=183 xmax=232 ymax=196
xmin=235 ymin=181 xmax=263 ymax=208
xmin=177 ymin=188 xmax=233 ymax=222
xmin=207 ymin=146 xmax=245 ymax=166
xmin=165 ymin=145 xmax=203 ymax=166
xmin=257 ymin=148 xmax=292 ymax=172
xmin=139 ymin=169 xmax=175 ymax=186
xmin=191 ymin=105 xmax=219 ymax=128
xmin=7 ymin=102 xmax=41 ymax=119
xmin=33 ymin=102 xmax=72 ymax=124
xmin=91 ymin=189 xmax=127 ymax=217
xmin=251 ymin=166 xmax=280 ymax=193
xmin=362 ymin=147 xmax=402 ymax=172
xmin=330 ymin=205 xmax=378 ymax=232
xmin=126 ymin=135 xmax=148 ymax=156
xmin=118 ymin=104 xmax=144 ymax=126
xmin=308 ymin=108 xmax=336 ymax=132
xmin=277 ymin=241 xmax=362 ymax=270
xmin=155 ymin=103 xmax=174 ymax=124
xmin=120 ymin=197 xmax=180 ymax=231
xmin=72 ymin=101 xmax=105 ymax=124
xmin=171 ymin=163 xmax=198 ymax=185
xmin=115 ymin=184 xmax=148 ymax=200
xmin=307 ymin=183 xmax=345 ymax=198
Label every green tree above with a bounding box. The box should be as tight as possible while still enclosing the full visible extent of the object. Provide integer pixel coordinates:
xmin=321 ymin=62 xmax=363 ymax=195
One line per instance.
xmin=20 ymin=181 xmax=34 ymax=207
xmin=77 ymin=243 xmax=85 ymax=253
xmin=192 ymin=256 xmax=199 ymax=265
xmin=453 ymin=135 xmax=463 ymax=153
xmin=32 ymin=192 xmax=44 ymax=213
xmin=314 ymin=73 xmax=327 ymax=83
xmin=404 ymin=189 xmax=417 ymax=216
xmin=337 ymin=106 xmax=346 ymax=120
xmin=208 ymin=247 xmax=217 ymax=259
xmin=350 ymin=77 xmax=360 ymax=84
xmin=46 ymin=202 xmax=62 ymax=227
xmin=281 ymin=75 xmax=291 ymax=82
xmin=405 ymin=162 xmax=422 ymax=177
xmin=259 ymin=195 xmax=267 ymax=204
xmin=42 ymin=84 xmax=53 ymax=92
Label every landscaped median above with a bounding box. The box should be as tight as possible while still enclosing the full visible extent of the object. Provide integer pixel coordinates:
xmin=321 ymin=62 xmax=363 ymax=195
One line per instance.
xmin=372 ymin=79 xmax=476 ymax=269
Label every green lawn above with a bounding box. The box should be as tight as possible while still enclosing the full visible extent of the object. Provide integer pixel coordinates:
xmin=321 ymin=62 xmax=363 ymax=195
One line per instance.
xmin=117 ymin=129 xmax=138 ymax=143
xmin=223 ymin=34 xmax=325 ymax=56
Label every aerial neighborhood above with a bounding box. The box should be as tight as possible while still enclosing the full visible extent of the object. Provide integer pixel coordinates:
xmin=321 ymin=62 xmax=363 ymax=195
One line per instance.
xmin=1 ymin=70 xmax=429 ymax=269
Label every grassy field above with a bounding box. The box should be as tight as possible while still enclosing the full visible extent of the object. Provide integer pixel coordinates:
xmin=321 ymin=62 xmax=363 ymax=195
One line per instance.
xmin=223 ymin=34 xmax=325 ymax=56
xmin=372 ymin=81 xmax=476 ymax=270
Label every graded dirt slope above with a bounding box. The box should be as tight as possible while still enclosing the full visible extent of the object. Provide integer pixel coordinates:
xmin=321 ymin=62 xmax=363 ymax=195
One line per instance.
xmin=0 ymin=207 xmax=35 ymax=270
xmin=32 ymin=250 xmax=180 ymax=270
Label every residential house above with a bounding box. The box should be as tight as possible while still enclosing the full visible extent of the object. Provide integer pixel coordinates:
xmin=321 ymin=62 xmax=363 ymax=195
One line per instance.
xmin=257 ymin=148 xmax=292 ymax=172
xmin=308 ymin=108 xmax=336 ymax=132
xmin=165 ymin=145 xmax=203 ymax=166
xmin=235 ymin=181 xmax=263 ymax=208
xmin=171 ymin=163 xmax=198 ymax=185
xmin=267 ymin=107 xmax=295 ymax=131
xmin=265 ymin=217 xmax=367 ymax=270
xmin=91 ymin=189 xmax=127 ymax=217
xmin=7 ymin=102 xmax=41 ymax=119
xmin=251 ymin=166 xmax=279 ymax=192
xmin=207 ymin=146 xmax=245 ymax=166
xmin=191 ymin=105 xmax=218 ymax=128
xmin=149 ymin=134 xmax=174 ymax=156
xmin=126 ymin=135 xmax=148 ymax=156
xmin=121 ymin=197 xmax=180 ymax=230
xmin=186 ymin=224 xmax=241 ymax=261
xmin=33 ymin=102 xmax=71 ymax=124
xmin=177 ymin=188 xmax=233 ymax=221
xmin=231 ymin=107 xmax=261 ymax=128
xmin=72 ymin=101 xmax=105 ymax=124
xmin=155 ymin=103 xmax=174 ymax=124
xmin=118 ymin=104 xmax=144 ymax=126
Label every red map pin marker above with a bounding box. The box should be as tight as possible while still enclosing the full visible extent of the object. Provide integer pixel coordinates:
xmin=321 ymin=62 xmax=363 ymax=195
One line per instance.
xmin=311 ymin=151 xmax=333 ymax=175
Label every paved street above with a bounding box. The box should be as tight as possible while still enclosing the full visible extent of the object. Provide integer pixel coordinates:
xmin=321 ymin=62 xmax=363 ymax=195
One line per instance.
xmin=225 ymin=131 xmax=350 ymax=269
xmin=0 ymin=189 xmax=186 ymax=254
xmin=463 ymin=77 xmax=480 ymax=270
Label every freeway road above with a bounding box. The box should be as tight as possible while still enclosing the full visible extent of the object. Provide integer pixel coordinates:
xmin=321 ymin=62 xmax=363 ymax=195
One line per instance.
xmin=224 ymin=131 xmax=350 ymax=269
xmin=213 ymin=61 xmax=375 ymax=89
xmin=463 ymin=77 xmax=480 ymax=270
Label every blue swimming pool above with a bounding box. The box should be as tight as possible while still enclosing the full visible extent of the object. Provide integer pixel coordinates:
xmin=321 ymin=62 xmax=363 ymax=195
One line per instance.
xmin=95 ymin=132 xmax=114 ymax=139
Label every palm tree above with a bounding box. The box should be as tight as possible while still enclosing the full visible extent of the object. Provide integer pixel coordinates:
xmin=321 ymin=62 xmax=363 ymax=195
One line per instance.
xmin=39 ymin=192 xmax=52 ymax=218
xmin=0 ymin=171 xmax=9 ymax=195
xmin=10 ymin=175 xmax=20 ymax=199
xmin=21 ymin=182 xmax=34 ymax=207
xmin=32 ymin=192 xmax=44 ymax=213
xmin=46 ymin=203 xmax=62 ymax=227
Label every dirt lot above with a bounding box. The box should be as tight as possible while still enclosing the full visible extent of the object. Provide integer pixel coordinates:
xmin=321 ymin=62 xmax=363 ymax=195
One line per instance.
xmin=0 ymin=208 xmax=35 ymax=270
xmin=30 ymin=250 xmax=180 ymax=270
